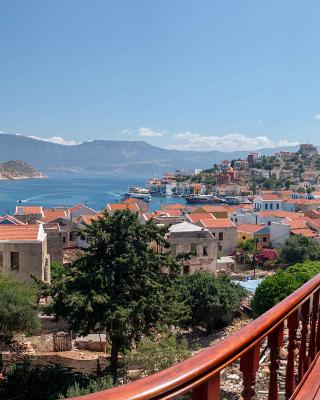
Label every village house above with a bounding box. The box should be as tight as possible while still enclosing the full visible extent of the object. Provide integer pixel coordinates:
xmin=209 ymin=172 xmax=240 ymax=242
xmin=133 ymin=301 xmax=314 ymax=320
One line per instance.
xmin=14 ymin=205 xmax=44 ymax=224
xmin=195 ymin=218 xmax=237 ymax=255
xmin=233 ymin=160 xmax=248 ymax=170
xmin=167 ymin=222 xmax=217 ymax=275
xmin=0 ymin=224 xmax=50 ymax=285
xmin=193 ymin=205 xmax=229 ymax=218
xmin=69 ymin=203 xmax=97 ymax=219
xmin=250 ymin=168 xmax=270 ymax=180
xmin=237 ymin=224 xmax=271 ymax=250
xmin=253 ymin=194 xmax=282 ymax=211
xmin=282 ymin=199 xmax=320 ymax=213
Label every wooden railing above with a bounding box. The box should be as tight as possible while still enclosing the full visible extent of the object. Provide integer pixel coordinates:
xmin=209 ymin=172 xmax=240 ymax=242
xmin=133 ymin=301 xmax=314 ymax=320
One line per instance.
xmin=72 ymin=274 xmax=320 ymax=400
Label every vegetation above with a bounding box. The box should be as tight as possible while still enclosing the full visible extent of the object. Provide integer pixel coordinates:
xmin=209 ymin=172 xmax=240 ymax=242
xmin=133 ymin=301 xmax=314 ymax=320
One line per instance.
xmin=0 ymin=361 xmax=112 ymax=400
xmin=279 ymin=235 xmax=320 ymax=265
xmin=0 ymin=274 xmax=40 ymax=343
xmin=179 ymin=272 xmax=247 ymax=331
xmin=40 ymin=210 xmax=182 ymax=382
xmin=125 ymin=329 xmax=190 ymax=375
xmin=251 ymin=261 xmax=320 ymax=316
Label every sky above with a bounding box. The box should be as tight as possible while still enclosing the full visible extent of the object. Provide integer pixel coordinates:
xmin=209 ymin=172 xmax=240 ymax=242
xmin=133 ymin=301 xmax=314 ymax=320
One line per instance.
xmin=1 ymin=0 xmax=320 ymax=151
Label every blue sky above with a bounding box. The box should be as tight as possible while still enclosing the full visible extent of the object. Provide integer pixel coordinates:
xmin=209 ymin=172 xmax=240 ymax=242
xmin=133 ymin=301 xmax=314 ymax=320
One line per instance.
xmin=1 ymin=0 xmax=320 ymax=151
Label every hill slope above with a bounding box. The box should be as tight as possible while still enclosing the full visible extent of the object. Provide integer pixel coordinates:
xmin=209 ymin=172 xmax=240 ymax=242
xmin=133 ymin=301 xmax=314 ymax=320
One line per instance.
xmin=0 ymin=134 xmax=301 ymax=176
xmin=0 ymin=160 xmax=45 ymax=180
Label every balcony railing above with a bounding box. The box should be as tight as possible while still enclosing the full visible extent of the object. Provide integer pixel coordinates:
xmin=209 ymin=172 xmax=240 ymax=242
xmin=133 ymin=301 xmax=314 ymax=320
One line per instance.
xmin=71 ymin=274 xmax=320 ymax=400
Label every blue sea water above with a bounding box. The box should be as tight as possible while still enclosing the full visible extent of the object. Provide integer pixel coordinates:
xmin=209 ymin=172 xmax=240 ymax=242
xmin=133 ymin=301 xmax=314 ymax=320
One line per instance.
xmin=0 ymin=175 xmax=186 ymax=215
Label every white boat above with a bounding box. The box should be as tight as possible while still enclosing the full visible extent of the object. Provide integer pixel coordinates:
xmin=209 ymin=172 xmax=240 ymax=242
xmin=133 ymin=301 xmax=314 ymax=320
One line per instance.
xmin=122 ymin=186 xmax=152 ymax=202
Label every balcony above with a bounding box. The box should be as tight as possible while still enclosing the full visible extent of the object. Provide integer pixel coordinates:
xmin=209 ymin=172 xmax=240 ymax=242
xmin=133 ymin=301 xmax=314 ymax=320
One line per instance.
xmin=72 ymin=274 xmax=320 ymax=400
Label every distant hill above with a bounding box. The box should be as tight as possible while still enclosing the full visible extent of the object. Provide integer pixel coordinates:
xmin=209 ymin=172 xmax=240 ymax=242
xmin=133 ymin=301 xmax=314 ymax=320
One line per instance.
xmin=0 ymin=133 xmax=302 ymax=176
xmin=0 ymin=160 xmax=45 ymax=180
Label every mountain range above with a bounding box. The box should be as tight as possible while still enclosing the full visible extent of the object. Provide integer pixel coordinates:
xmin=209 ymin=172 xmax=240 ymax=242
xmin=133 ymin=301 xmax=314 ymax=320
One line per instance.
xmin=0 ymin=133 xmax=302 ymax=176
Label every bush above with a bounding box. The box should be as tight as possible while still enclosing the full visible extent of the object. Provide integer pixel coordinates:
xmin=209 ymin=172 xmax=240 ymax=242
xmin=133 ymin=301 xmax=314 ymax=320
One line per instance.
xmin=279 ymin=235 xmax=320 ymax=265
xmin=179 ymin=272 xmax=247 ymax=331
xmin=125 ymin=329 xmax=190 ymax=375
xmin=251 ymin=261 xmax=320 ymax=316
xmin=0 ymin=361 xmax=113 ymax=400
xmin=0 ymin=274 xmax=40 ymax=342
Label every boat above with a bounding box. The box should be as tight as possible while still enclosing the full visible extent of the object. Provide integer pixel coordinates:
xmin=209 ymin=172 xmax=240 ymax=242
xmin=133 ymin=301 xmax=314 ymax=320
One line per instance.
xmin=122 ymin=186 xmax=152 ymax=202
xmin=183 ymin=195 xmax=228 ymax=204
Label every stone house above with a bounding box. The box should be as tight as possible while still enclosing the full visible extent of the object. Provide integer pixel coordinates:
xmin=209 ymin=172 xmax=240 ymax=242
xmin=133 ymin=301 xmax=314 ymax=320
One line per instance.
xmin=167 ymin=222 xmax=217 ymax=275
xmin=195 ymin=218 xmax=237 ymax=256
xmin=14 ymin=205 xmax=44 ymax=224
xmin=0 ymin=224 xmax=50 ymax=285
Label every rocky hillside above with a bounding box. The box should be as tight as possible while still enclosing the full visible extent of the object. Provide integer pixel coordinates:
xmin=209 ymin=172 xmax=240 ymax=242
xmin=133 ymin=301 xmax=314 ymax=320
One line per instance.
xmin=0 ymin=160 xmax=45 ymax=180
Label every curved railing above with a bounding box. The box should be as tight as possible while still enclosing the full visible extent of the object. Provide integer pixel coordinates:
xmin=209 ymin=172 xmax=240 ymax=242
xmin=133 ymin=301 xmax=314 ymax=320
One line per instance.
xmin=72 ymin=274 xmax=320 ymax=400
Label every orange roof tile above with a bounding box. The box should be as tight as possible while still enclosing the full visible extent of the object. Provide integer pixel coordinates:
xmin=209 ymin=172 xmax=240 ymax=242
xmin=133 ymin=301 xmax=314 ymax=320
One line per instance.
xmin=258 ymin=211 xmax=304 ymax=219
xmin=194 ymin=205 xmax=229 ymax=213
xmin=0 ymin=225 xmax=40 ymax=240
xmin=162 ymin=203 xmax=186 ymax=210
xmin=15 ymin=206 xmax=43 ymax=215
xmin=199 ymin=218 xmax=236 ymax=228
xmin=187 ymin=213 xmax=216 ymax=223
xmin=290 ymin=228 xmax=318 ymax=238
xmin=42 ymin=209 xmax=68 ymax=223
xmin=237 ymin=224 xmax=266 ymax=233
xmin=106 ymin=203 xmax=140 ymax=213
xmin=258 ymin=194 xmax=281 ymax=201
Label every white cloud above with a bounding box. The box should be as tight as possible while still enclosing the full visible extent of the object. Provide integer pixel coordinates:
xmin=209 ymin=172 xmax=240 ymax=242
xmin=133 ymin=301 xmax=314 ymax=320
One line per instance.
xmin=138 ymin=127 xmax=165 ymax=137
xmin=314 ymin=113 xmax=320 ymax=120
xmin=28 ymin=135 xmax=80 ymax=146
xmin=168 ymin=132 xmax=299 ymax=152
xmin=121 ymin=128 xmax=134 ymax=135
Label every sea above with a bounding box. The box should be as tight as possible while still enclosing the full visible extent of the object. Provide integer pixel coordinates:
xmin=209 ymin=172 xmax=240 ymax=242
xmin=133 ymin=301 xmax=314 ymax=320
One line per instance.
xmin=0 ymin=174 xmax=186 ymax=215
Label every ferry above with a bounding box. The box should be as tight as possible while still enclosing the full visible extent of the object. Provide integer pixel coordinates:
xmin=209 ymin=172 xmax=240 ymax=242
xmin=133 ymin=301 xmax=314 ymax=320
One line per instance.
xmin=183 ymin=195 xmax=228 ymax=204
xmin=122 ymin=186 xmax=152 ymax=202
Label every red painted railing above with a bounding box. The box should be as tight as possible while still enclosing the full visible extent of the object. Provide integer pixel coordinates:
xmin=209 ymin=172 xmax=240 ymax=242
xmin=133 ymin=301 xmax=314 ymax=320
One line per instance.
xmin=72 ymin=274 xmax=320 ymax=400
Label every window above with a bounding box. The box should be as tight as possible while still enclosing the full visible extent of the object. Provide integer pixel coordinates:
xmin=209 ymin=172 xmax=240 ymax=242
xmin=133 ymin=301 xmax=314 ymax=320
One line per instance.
xmin=218 ymin=232 xmax=224 ymax=241
xmin=263 ymin=236 xmax=267 ymax=242
xmin=10 ymin=252 xmax=19 ymax=270
xmin=270 ymin=203 xmax=273 ymax=210
xmin=218 ymin=245 xmax=223 ymax=252
xmin=0 ymin=251 xmax=3 ymax=266
xmin=265 ymin=204 xmax=268 ymax=210
xmin=203 ymin=246 xmax=208 ymax=256
xmin=183 ymin=265 xmax=190 ymax=274
xmin=242 ymin=236 xmax=246 ymax=240
xmin=190 ymin=244 xmax=197 ymax=255
xmin=276 ymin=203 xmax=280 ymax=209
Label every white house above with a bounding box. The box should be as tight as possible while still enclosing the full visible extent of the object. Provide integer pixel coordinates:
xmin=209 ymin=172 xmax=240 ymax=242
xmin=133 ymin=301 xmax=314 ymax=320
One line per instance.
xmin=253 ymin=194 xmax=283 ymax=212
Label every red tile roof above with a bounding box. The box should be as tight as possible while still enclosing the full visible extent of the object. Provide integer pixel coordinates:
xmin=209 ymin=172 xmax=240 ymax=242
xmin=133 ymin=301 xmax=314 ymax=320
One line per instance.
xmin=258 ymin=194 xmax=281 ymax=201
xmin=290 ymin=228 xmax=318 ymax=238
xmin=187 ymin=213 xmax=216 ymax=223
xmin=42 ymin=209 xmax=68 ymax=223
xmin=237 ymin=224 xmax=266 ymax=234
xmin=106 ymin=203 xmax=140 ymax=213
xmin=199 ymin=218 xmax=236 ymax=228
xmin=0 ymin=225 xmax=40 ymax=240
xmin=15 ymin=206 xmax=43 ymax=215
xmin=194 ymin=205 xmax=229 ymax=213
xmin=258 ymin=211 xmax=304 ymax=219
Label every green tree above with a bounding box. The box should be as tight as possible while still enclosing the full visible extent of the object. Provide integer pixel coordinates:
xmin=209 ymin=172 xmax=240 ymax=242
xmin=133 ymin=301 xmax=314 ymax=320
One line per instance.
xmin=0 ymin=275 xmax=40 ymax=343
xmin=179 ymin=272 xmax=247 ymax=331
xmin=279 ymin=235 xmax=320 ymax=265
xmin=41 ymin=210 xmax=181 ymax=382
xmin=251 ymin=261 xmax=320 ymax=316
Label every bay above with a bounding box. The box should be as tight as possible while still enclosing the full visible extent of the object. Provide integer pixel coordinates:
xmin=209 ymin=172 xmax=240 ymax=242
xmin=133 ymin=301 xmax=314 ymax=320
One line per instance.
xmin=0 ymin=174 xmax=186 ymax=215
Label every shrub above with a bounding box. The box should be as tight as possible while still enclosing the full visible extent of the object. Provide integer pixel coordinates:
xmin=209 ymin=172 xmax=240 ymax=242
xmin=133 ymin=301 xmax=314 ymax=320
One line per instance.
xmin=251 ymin=261 xmax=320 ymax=316
xmin=0 ymin=274 xmax=40 ymax=342
xmin=179 ymin=272 xmax=247 ymax=331
xmin=279 ymin=235 xmax=320 ymax=265
xmin=125 ymin=330 xmax=190 ymax=375
xmin=0 ymin=361 xmax=113 ymax=400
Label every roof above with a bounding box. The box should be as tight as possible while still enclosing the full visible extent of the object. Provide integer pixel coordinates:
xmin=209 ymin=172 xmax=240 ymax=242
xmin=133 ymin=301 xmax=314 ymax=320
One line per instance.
xmin=237 ymin=224 xmax=267 ymax=234
xmin=42 ymin=209 xmax=68 ymax=223
xmin=69 ymin=203 xmax=97 ymax=214
xmin=199 ymin=218 xmax=236 ymax=229
xmin=0 ymin=215 xmax=26 ymax=225
xmin=283 ymin=199 xmax=320 ymax=205
xmin=169 ymin=222 xmax=207 ymax=233
xmin=106 ymin=203 xmax=140 ymax=213
xmin=162 ymin=203 xmax=186 ymax=210
xmin=154 ymin=209 xmax=182 ymax=217
xmin=15 ymin=205 xmax=43 ymax=215
xmin=256 ymin=194 xmax=281 ymax=201
xmin=78 ymin=213 xmax=104 ymax=225
xmin=290 ymin=228 xmax=318 ymax=238
xmin=0 ymin=225 xmax=42 ymax=241
xmin=187 ymin=213 xmax=216 ymax=223
xmin=258 ymin=211 xmax=304 ymax=219
xmin=194 ymin=205 xmax=229 ymax=213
